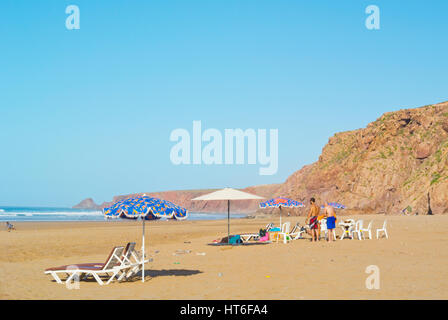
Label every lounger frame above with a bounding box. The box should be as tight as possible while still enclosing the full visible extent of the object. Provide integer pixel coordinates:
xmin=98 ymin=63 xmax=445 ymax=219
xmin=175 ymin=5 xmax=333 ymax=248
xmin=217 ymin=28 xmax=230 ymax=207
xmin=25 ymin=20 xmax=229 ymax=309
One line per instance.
xmin=44 ymin=246 xmax=140 ymax=286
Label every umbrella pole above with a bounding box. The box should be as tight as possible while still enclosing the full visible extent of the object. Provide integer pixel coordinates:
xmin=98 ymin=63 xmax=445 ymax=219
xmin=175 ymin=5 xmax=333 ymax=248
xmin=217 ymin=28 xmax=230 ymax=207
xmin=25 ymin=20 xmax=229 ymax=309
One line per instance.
xmin=279 ymin=206 xmax=282 ymax=229
xmin=227 ymin=200 xmax=230 ymax=244
xmin=142 ymin=218 xmax=145 ymax=283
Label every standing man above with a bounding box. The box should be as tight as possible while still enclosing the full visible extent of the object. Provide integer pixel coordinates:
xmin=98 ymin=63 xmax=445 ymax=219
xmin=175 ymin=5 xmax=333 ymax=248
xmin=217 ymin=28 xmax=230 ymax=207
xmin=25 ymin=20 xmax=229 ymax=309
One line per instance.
xmin=306 ymin=198 xmax=320 ymax=242
xmin=324 ymin=202 xmax=337 ymax=241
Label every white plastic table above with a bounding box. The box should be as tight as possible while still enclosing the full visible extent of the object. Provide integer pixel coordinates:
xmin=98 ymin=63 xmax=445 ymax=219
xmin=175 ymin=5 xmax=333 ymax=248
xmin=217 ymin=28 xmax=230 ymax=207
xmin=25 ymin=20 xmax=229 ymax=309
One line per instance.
xmin=339 ymin=219 xmax=355 ymax=240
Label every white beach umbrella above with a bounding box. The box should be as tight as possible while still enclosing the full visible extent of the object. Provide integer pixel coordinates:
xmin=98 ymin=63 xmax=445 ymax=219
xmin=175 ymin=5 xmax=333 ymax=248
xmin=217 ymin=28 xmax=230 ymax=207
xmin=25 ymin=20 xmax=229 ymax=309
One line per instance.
xmin=192 ymin=188 xmax=264 ymax=243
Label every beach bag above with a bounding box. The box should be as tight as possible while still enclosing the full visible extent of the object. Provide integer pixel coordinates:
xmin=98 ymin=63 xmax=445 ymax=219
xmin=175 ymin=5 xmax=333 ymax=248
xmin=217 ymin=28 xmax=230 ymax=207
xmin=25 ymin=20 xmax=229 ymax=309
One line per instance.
xmin=259 ymin=233 xmax=270 ymax=242
xmin=259 ymin=228 xmax=267 ymax=237
xmin=229 ymin=235 xmax=242 ymax=244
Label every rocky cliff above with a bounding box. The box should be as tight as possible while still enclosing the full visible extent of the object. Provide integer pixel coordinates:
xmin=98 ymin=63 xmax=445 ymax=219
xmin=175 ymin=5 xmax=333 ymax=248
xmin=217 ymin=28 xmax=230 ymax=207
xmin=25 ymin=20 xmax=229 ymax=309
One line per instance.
xmin=74 ymin=101 xmax=448 ymax=215
xmin=276 ymin=101 xmax=448 ymax=215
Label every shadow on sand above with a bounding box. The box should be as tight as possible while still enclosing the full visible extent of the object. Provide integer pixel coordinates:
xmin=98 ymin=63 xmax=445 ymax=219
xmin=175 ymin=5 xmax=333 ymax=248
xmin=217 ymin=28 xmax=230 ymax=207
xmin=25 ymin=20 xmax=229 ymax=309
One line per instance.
xmin=121 ymin=269 xmax=202 ymax=282
xmin=138 ymin=269 xmax=203 ymax=278
xmin=49 ymin=269 xmax=202 ymax=284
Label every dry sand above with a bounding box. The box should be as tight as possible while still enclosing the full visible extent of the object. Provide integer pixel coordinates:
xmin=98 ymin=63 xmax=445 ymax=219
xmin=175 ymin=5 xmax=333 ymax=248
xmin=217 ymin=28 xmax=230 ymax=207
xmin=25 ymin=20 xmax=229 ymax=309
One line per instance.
xmin=1 ymin=214 xmax=447 ymax=299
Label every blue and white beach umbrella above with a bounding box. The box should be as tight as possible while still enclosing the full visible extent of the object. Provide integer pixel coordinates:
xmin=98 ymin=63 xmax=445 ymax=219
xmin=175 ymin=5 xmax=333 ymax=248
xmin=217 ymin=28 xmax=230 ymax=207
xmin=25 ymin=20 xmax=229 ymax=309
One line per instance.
xmin=321 ymin=202 xmax=346 ymax=210
xmin=103 ymin=195 xmax=188 ymax=282
xmin=103 ymin=195 xmax=188 ymax=220
xmin=259 ymin=197 xmax=305 ymax=227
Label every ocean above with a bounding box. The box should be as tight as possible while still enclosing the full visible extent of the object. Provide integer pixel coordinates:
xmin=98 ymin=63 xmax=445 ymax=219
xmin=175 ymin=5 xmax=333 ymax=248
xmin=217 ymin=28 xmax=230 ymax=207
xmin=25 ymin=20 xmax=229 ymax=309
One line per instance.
xmin=0 ymin=207 xmax=247 ymax=222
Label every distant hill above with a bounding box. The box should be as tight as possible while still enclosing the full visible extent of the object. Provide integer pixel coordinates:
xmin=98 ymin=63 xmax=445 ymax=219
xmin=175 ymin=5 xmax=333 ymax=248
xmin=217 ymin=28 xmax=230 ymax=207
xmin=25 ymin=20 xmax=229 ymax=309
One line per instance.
xmin=74 ymin=101 xmax=448 ymax=215
xmin=73 ymin=198 xmax=99 ymax=210
xmin=73 ymin=184 xmax=282 ymax=213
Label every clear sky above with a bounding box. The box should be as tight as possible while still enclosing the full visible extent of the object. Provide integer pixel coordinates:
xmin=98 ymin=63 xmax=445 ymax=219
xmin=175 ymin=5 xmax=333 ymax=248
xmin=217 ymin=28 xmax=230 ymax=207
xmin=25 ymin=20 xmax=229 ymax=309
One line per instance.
xmin=1 ymin=0 xmax=447 ymax=207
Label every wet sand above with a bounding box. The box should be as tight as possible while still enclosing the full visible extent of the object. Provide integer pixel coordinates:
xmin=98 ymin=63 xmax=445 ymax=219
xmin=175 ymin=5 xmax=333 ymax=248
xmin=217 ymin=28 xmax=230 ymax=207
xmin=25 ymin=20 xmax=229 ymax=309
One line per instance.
xmin=1 ymin=214 xmax=447 ymax=299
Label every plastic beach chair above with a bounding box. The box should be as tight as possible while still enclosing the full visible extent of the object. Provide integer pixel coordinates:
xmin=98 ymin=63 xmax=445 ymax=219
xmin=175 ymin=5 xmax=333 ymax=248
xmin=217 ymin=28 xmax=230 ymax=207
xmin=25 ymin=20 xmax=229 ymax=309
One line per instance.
xmin=319 ymin=218 xmax=336 ymax=240
xmin=352 ymin=220 xmax=364 ymax=240
xmin=44 ymin=246 xmax=135 ymax=285
xmin=320 ymin=218 xmax=327 ymax=239
xmin=376 ymin=220 xmax=389 ymax=239
xmin=277 ymin=222 xmax=292 ymax=244
xmin=360 ymin=220 xmax=373 ymax=240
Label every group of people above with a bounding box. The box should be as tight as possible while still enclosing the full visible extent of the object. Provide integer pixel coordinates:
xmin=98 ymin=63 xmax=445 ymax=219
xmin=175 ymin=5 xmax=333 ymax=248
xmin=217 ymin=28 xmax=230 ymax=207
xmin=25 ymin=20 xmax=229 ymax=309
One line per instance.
xmin=305 ymin=198 xmax=337 ymax=242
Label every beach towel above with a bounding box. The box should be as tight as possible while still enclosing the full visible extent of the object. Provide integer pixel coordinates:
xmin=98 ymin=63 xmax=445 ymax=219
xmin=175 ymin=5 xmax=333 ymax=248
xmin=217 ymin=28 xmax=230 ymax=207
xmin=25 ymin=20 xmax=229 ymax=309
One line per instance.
xmin=326 ymin=216 xmax=336 ymax=229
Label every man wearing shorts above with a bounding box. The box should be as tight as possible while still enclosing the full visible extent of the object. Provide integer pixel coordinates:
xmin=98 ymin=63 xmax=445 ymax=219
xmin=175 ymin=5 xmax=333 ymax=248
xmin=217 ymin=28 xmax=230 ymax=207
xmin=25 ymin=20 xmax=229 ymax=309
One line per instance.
xmin=324 ymin=202 xmax=337 ymax=241
xmin=306 ymin=197 xmax=320 ymax=242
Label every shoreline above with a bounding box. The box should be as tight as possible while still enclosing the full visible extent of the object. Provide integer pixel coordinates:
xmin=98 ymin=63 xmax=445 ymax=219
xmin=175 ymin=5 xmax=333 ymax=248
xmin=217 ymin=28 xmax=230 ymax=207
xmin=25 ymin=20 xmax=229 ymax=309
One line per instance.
xmin=0 ymin=211 xmax=248 ymax=223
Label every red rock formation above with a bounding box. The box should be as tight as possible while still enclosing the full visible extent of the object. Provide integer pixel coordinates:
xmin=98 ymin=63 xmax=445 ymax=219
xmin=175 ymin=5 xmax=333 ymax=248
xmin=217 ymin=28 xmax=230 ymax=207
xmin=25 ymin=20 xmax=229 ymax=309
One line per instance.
xmin=276 ymin=101 xmax=448 ymax=215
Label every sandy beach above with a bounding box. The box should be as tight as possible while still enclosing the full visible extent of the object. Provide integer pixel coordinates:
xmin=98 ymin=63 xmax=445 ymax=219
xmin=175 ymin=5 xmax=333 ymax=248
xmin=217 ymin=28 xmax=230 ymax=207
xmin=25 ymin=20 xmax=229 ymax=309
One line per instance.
xmin=1 ymin=214 xmax=447 ymax=300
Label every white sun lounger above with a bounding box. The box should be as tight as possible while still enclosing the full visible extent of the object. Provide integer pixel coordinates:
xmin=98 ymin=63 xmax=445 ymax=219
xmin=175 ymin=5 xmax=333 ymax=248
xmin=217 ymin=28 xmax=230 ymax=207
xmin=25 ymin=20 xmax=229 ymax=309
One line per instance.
xmin=240 ymin=233 xmax=260 ymax=242
xmin=240 ymin=222 xmax=274 ymax=242
xmin=289 ymin=222 xmax=306 ymax=240
xmin=44 ymin=246 xmax=137 ymax=285
xmin=119 ymin=242 xmax=152 ymax=281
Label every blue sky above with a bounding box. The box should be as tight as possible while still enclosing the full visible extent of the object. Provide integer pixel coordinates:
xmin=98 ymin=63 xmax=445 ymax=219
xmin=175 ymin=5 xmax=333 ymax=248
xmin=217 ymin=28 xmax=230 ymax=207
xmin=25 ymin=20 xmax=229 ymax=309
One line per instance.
xmin=1 ymin=0 xmax=447 ymax=207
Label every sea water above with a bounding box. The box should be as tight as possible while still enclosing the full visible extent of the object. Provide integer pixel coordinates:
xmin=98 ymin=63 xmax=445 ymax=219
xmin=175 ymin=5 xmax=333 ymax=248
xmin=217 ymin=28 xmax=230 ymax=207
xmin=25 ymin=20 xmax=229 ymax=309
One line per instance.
xmin=0 ymin=207 xmax=246 ymax=222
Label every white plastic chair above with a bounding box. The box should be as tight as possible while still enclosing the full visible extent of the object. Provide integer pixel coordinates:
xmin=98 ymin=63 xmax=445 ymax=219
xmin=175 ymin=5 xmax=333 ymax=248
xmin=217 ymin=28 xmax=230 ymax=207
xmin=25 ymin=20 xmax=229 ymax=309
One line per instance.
xmin=376 ymin=220 xmax=388 ymax=239
xmin=320 ymin=218 xmax=337 ymax=240
xmin=320 ymin=218 xmax=328 ymax=240
xmin=360 ymin=220 xmax=373 ymax=240
xmin=352 ymin=220 xmax=364 ymax=240
xmin=277 ymin=222 xmax=291 ymax=244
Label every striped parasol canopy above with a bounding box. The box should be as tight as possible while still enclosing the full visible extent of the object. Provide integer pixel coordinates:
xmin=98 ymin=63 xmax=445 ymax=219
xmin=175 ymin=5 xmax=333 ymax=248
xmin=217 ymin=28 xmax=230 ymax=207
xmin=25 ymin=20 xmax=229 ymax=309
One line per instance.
xmin=321 ymin=202 xmax=346 ymax=209
xmin=102 ymin=195 xmax=187 ymax=282
xmin=103 ymin=195 xmax=188 ymax=220
xmin=259 ymin=197 xmax=304 ymax=209
xmin=259 ymin=197 xmax=304 ymax=229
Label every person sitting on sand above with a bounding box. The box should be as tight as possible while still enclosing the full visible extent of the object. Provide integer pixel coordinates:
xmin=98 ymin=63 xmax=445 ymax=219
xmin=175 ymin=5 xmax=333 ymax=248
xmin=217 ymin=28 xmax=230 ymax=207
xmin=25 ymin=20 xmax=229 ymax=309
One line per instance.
xmin=6 ymin=221 xmax=15 ymax=232
xmin=323 ymin=202 xmax=336 ymax=241
xmin=306 ymin=198 xmax=320 ymax=242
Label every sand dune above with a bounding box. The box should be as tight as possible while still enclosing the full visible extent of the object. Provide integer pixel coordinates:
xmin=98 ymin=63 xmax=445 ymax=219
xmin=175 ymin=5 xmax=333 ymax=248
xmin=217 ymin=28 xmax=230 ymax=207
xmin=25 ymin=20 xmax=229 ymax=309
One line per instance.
xmin=1 ymin=215 xmax=447 ymax=299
